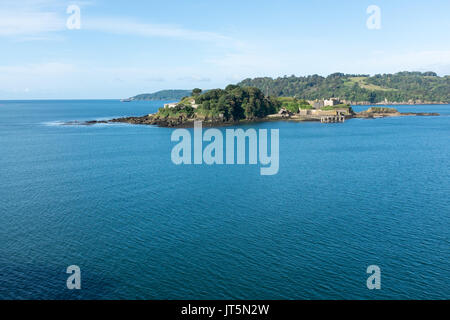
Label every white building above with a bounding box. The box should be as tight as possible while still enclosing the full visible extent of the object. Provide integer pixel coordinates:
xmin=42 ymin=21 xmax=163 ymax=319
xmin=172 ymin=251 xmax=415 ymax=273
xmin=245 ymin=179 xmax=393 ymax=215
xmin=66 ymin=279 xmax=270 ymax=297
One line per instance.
xmin=324 ymin=98 xmax=341 ymax=106
xmin=164 ymin=102 xmax=178 ymax=108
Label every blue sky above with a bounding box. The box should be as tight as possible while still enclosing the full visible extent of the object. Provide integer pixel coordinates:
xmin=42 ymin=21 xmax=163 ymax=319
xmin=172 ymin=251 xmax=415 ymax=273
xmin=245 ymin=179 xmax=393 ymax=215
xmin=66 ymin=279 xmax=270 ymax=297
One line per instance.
xmin=0 ymin=0 xmax=449 ymax=99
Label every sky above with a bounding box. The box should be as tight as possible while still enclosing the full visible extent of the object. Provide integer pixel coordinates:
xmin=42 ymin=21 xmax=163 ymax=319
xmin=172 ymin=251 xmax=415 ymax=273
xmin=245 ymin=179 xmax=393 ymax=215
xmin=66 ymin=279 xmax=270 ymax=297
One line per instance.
xmin=0 ymin=0 xmax=449 ymax=99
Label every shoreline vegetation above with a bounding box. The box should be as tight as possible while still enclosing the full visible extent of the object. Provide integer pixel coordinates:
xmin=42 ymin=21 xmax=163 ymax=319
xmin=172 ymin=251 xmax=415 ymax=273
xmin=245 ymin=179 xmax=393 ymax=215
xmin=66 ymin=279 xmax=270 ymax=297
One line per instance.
xmin=237 ymin=71 xmax=450 ymax=105
xmin=126 ymin=71 xmax=449 ymax=105
xmin=82 ymin=85 xmax=440 ymax=128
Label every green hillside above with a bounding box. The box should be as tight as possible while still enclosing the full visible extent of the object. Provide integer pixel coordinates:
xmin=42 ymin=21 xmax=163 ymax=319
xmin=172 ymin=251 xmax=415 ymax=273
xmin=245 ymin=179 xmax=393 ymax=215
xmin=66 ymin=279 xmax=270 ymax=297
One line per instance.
xmin=132 ymin=90 xmax=192 ymax=101
xmin=238 ymin=72 xmax=450 ymax=103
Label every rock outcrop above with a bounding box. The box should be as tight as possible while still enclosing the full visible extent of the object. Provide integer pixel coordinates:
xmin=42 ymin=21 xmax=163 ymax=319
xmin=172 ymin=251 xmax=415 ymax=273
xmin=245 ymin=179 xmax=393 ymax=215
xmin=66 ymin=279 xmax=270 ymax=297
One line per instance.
xmin=79 ymin=107 xmax=440 ymax=128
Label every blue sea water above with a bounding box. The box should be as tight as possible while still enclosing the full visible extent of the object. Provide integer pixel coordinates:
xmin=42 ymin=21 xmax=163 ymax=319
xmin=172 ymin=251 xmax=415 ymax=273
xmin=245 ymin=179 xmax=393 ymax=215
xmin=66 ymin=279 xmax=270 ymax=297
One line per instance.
xmin=0 ymin=100 xmax=449 ymax=300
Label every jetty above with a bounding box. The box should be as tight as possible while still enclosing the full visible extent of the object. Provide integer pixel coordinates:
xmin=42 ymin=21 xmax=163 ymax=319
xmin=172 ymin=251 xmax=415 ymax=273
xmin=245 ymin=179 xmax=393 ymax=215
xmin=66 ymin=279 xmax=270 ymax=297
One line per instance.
xmin=320 ymin=114 xmax=346 ymax=123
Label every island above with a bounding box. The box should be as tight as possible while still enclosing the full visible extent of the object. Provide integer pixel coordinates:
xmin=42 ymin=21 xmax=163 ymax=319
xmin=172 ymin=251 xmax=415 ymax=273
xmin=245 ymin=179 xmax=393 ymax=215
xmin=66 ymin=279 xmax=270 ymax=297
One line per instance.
xmin=85 ymin=85 xmax=439 ymax=128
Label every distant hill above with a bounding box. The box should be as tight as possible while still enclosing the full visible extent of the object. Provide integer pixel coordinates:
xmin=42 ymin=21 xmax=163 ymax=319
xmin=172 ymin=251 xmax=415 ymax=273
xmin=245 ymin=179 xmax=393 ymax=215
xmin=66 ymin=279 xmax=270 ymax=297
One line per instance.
xmin=237 ymin=72 xmax=450 ymax=104
xmin=132 ymin=90 xmax=192 ymax=101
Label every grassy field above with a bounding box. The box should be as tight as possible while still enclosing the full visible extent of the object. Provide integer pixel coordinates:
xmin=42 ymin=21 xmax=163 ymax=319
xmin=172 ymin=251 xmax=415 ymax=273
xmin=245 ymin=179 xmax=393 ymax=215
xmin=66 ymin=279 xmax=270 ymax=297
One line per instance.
xmin=344 ymin=77 xmax=398 ymax=92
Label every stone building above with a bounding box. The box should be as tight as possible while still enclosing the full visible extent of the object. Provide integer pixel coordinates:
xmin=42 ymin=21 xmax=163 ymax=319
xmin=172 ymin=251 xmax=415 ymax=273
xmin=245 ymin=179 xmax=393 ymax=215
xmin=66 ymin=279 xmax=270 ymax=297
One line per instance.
xmin=308 ymin=98 xmax=341 ymax=109
xmin=308 ymin=100 xmax=324 ymax=109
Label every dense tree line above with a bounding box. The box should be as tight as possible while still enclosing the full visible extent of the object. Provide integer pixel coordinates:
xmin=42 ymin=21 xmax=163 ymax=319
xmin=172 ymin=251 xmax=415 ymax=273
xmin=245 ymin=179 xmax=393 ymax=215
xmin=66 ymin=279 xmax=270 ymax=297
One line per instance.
xmin=194 ymin=85 xmax=279 ymax=120
xmin=237 ymin=72 xmax=450 ymax=103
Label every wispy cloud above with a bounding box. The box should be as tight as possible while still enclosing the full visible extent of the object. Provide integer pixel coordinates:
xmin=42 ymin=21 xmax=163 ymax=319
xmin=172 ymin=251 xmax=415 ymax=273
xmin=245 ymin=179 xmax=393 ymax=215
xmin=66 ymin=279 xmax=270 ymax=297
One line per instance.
xmin=0 ymin=1 xmax=235 ymax=46
xmin=0 ymin=11 xmax=65 ymax=36
xmin=0 ymin=61 xmax=80 ymax=98
xmin=0 ymin=62 xmax=77 ymax=74
xmin=0 ymin=0 xmax=72 ymax=38
xmin=354 ymin=50 xmax=450 ymax=75
xmin=84 ymin=17 xmax=235 ymax=46
xmin=177 ymin=76 xmax=211 ymax=82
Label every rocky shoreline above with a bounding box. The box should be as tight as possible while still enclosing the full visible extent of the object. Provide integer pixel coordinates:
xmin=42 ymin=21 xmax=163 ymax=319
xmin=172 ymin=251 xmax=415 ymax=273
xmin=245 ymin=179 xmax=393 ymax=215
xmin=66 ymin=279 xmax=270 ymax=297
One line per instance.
xmin=353 ymin=107 xmax=439 ymax=119
xmin=79 ymin=107 xmax=440 ymax=128
xmin=347 ymin=101 xmax=447 ymax=106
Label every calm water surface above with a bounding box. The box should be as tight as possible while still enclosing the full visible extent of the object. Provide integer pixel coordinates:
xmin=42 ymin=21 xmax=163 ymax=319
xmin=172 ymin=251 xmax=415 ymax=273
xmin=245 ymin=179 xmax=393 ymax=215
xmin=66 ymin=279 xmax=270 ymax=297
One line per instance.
xmin=0 ymin=100 xmax=449 ymax=299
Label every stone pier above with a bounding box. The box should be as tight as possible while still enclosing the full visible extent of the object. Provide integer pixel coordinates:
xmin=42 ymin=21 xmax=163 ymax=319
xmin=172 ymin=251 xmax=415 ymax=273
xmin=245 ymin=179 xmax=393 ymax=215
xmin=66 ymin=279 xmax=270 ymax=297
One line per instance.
xmin=320 ymin=114 xmax=345 ymax=123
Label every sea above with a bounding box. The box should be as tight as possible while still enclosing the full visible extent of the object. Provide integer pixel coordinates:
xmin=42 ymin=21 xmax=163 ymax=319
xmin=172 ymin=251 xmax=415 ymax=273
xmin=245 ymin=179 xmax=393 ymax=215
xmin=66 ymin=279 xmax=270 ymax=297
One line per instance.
xmin=0 ymin=100 xmax=449 ymax=299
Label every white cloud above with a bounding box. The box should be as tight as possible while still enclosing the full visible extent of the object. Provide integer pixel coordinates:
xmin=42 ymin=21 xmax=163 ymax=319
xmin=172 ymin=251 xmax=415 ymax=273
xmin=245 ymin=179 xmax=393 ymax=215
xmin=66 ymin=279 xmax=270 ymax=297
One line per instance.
xmin=0 ymin=0 xmax=235 ymax=46
xmin=208 ymin=52 xmax=284 ymax=70
xmin=205 ymin=49 xmax=450 ymax=79
xmin=0 ymin=0 xmax=70 ymax=37
xmin=0 ymin=11 xmax=65 ymax=36
xmin=0 ymin=62 xmax=77 ymax=74
xmin=354 ymin=50 xmax=450 ymax=75
xmin=0 ymin=61 xmax=81 ymax=98
xmin=205 ymin=48 xmax=308 ymax=79
xmin=84 ymin=17 xmax=235 ymax=46
xmin=177 ymin=76 xmax=211 ymax=82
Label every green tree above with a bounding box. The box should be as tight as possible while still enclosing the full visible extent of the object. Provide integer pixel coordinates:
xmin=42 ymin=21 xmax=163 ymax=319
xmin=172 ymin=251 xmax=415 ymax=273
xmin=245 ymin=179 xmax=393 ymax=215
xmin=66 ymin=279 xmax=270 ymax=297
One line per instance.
xmin=192 ymin=88 xmax=202 ymax=96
